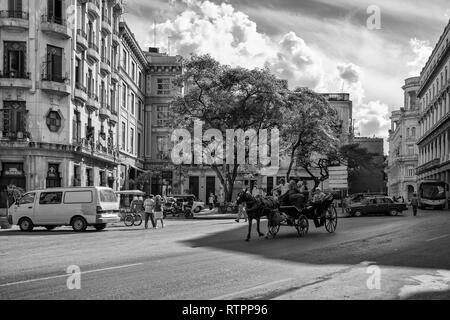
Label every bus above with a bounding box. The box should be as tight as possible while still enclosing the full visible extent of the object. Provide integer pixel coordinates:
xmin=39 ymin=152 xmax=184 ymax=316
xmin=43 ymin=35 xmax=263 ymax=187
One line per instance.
xmin=418 ymin=180 xmax=448 ymax=209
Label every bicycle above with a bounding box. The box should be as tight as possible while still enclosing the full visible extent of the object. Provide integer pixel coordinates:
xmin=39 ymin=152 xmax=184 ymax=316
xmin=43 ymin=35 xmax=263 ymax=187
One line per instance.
xmin=124 ymin=211 xmax=143 ymax=227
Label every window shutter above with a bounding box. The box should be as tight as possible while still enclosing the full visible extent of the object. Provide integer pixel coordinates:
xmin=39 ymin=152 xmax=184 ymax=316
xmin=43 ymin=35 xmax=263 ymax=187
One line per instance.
xmin=48 ymin=0 xmax=54 ymax=17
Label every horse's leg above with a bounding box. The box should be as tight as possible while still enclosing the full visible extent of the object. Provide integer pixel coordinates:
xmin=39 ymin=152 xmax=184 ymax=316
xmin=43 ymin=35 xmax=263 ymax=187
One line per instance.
xmin=246 ymin=217 xmax=252 ymax=241
xmin=256 ymin=216 xmax=264 ymax=237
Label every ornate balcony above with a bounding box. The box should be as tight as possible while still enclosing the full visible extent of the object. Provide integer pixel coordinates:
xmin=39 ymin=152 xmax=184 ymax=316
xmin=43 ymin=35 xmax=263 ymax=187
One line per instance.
xmin=40 ymin=15 xmax=71 ymax=39
xmin=40 ymin=73 xmax=70 ymax=96
xmin=76 ymin=29 xmax=88 ymax=51
xmin=87 ymin=0 xmax=101 ymax=20
xmin=101 ymin=15 xmax=112 ymax=35
xmin=87 ymin=41 xmax=100 ymax=64
xmin=74 ymin=83 xmax=88 ymax=103
xmin=0 ymin=10 xmax=29 ymax=31
xmin=99 ymin=104 xmax=112 ymax=120
xmin=110 ymin=109 xmax=118 ymax=124
xmin=86 ymin=92 xmax=100 ymax=112
xmin=0 ymin=71 xmax=32 ymax=89
xmin=110 ymin=67 xmax=119 ymax=83
xmin=112 ymin=30 xmax=120 ymax=46
xmin=100 ymin=56 xmax=111 ymax=76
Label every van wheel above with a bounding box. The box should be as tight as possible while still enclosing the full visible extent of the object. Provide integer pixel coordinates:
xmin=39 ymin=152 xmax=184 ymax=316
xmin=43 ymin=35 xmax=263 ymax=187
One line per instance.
xmin=71 ymin=217 xmax=87 ymax=232
xmin=19 ymin=218 xmax=34 ymax=232
xmin=389 ymin=209 xmax=399 ymax=216
xmin=45 ymin=226 xmax=56 ymax=231
xmin=94 ymin=224 xmax=106 ymax=231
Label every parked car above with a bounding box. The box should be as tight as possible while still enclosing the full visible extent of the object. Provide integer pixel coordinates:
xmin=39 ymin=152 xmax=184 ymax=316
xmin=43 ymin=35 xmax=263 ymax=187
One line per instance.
xmin=346 ymin=196 xmax=407 ymax=217
xmin=172 ymin=194 xmax=205 ymax=218
xmin=9 ymin=186 xmax=121 ymax=232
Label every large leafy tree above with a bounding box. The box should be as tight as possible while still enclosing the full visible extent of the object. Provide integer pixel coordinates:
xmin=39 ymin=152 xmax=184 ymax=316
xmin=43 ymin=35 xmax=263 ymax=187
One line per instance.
xmin=170 ymin=54 xmax=286 ymax=202
xmin=280 ymin=87 xmax=341 ymax=189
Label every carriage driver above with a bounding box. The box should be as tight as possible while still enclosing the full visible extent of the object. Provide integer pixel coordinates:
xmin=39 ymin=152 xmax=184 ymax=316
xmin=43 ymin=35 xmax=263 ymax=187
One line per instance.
xmin=311 ymin=188 xmax=327 ymax=218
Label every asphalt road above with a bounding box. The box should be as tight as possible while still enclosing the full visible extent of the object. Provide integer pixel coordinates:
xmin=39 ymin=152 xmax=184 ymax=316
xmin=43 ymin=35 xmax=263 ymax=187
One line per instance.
xmin=1 ymin=208 xmax=450 ymax=300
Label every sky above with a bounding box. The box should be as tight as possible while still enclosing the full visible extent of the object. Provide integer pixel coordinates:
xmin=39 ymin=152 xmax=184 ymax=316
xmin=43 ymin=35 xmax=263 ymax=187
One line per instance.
xmin=121 ymin=0 xmax=450 ymax=152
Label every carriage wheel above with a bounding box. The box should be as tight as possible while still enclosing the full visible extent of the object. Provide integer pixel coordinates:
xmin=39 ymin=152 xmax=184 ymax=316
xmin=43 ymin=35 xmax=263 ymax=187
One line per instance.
xmin=325 ymin=205 xmax=338 ymax=233
xmin=295 ymin=214 xmax=309 ymax=237
xmin=268 ymin=224 xmax=280 ymax=238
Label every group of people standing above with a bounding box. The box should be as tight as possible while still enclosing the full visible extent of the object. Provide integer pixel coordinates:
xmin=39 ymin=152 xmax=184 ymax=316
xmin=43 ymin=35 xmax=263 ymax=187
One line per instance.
xmin=130 ymin=195 xmax=165 ymax=229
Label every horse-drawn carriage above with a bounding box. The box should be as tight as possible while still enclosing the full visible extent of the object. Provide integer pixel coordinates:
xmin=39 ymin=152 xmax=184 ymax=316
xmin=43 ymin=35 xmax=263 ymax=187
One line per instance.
xmin=236 ymin=190 xmax=338 ymax=241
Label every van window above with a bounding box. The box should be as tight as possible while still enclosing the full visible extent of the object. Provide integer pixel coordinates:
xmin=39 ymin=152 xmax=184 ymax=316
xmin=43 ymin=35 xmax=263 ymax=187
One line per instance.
xmin=99 ymin=189 xmax=117 ymax=202
xmin=64 ymin=191 xmax=93 ymax=204
xmin=19 ymin=193 xmax=35 ymax=205
xmin=39 ymin=192 xmax=62 ymax=205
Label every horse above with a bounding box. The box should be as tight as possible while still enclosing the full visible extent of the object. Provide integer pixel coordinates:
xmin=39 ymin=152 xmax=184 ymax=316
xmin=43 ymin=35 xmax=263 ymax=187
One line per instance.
xmin=236 ymin=191 xmax=279 ymax=241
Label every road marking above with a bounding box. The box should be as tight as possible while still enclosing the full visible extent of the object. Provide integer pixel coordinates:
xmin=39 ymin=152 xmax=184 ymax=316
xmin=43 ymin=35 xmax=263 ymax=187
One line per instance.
xmin=211 ymin=278 xmax=293 ymax=300
xmin=425 ymin=234 xmax=449 ymax=242
xmin=0 ymin=262 xmax=143 ymax=288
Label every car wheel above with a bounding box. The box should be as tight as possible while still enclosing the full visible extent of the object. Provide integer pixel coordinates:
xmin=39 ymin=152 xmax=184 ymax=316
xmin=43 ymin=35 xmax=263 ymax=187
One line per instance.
xmin=19 ymin=218 xmax=34 ymax=232
xmin=193 ymin=206 xmax=201 ymax=213
xmin=353 ymin=210 xmax=363 ymax=217
xmin=389 ymin=209 xmax=399 ymax=216
xmin=45 ymin=226 xmax=56 ymax=231
xmin=71 ymin=217 xmax=87 ymax=232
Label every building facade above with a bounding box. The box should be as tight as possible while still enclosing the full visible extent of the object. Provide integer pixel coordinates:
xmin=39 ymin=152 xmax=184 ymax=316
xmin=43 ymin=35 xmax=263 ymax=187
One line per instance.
xmin=350 ymin=137 xmax=387 ymax=194
xmin=387 ymin=77 xmax=420 ymax=200
xmin=416 ymin=20 xmax=450 ymax=185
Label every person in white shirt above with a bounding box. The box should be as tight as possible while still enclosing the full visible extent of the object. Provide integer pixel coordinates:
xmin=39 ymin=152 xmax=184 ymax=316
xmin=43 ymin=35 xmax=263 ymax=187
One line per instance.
xmin=143 ymin=195 xmax=155 ymax=229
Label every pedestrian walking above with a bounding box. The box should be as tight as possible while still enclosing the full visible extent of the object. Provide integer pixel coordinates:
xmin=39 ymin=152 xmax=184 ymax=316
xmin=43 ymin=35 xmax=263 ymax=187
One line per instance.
xmin=153 ymin=195 xmax=164 ymax=228
xmin=143 ymin=194 xmax=156 ymax=229
xmin=410 ymin=193 xmax=419 ymax=216
xmin=209 ymin=193 xmax=215 ymax=210
xmin=235 ymin=189 xmax=248 ymax=223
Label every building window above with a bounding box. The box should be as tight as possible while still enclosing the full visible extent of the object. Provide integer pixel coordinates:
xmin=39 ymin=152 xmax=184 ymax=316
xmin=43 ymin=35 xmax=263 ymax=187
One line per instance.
xmin=156 ymin=136 xmax=170 ymax=160
xmin=137 ymin=100 xmax=142 ymax=121
xmin=8 ymin=0 xmax=23 ymax=17
xmin=122 ymin=49 xmax=127 ymax=71
xmin=137 ymin=132 xmax=141 ymax=157
xmin=73 ymin=165 xmax=81 ymax=186
xmin=406 ymin=166 xmax=415 ymax=177
xmin=156 ymin=78 xmax=171 ymax=95
xmin=130 ymin=93 xmax=135 ymax=115
xmin=130 ymin=127 xmax=134 ymax=154
xmin=100 ymin=171 xmax=106 ymax=187
xmin=131 ymin=61 xmax=135 ymax=81
xmin=121 ymin=121 xmax=126 ymax=150
xmin=1 ymin=101 xmax=26 ymax=137
xmin=46 ymin=110 xmax=61 ymax=132
xmin=86 ymin=168 xmax=93 ymax=186
xmin=3 ymin=41 xmax=27 ymax=78
xmin=46 ymin=0 xmax=63 ymax=25
xmin=45 ymin=45 xmax=64 ymax=82
xmin=156 ymin=105 xmax=170 ymax=126
xmin=73 ymin=110 xmax=81 ymax=143
xmin=46 ymin=163 xmax=61 ymax=188
xmin=407 ymin=145 xmax=414 ymax=156
xmin=122 ymin=83 xmax=127 ymax=109
xmin=411 ymin=127 xmax=416 ymax=137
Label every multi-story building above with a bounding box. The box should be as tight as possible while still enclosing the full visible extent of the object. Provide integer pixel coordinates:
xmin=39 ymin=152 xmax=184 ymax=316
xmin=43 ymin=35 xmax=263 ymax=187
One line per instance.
xmin=0 ymin=0 xmax=150 ymax=192
xmin=321 ymin=93 xmax=353 ymax=145
xmin=350 ymin=137 xmax=387 ymax=194
xmin=387 ymin=77 xmax=420 ymax=200
xmin=416 ymin=20 xmax=450 ymax=185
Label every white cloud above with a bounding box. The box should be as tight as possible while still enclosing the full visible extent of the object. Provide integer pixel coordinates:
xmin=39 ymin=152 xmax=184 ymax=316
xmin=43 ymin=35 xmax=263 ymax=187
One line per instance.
xmin=152 ymin=0 xmax=324 ymax=88
xmin=407 ymin=38 xmax=432 ymax=76
xmin=151 ymin=0 xmax=391 ymax=142
xmin=354 ymin=100 xmax=391 ymax=139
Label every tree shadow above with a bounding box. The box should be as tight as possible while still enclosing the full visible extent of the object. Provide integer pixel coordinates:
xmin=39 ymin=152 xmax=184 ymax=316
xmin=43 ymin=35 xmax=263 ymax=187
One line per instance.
xmin=181 ymin=220 xmax=450 ymax=270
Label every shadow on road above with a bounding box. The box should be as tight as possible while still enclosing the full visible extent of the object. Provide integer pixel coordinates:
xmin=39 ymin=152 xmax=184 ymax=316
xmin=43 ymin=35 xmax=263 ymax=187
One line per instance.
xmin=181 ymin=216 xmax=450 ymax=270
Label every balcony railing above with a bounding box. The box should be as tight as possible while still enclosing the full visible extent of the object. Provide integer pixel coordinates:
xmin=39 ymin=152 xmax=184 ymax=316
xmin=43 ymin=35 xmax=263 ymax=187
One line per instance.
xmin=88 ymin=41 xmax=99 ymax=52
xmin=0 ymin=70 xmax=30 ymax=79
xmin=0 ymin=10 xmax=29 ymax=19
xmin=77 ymin=28 xmax=87 ymax=39
xmin=41 ymin=73 xmax=67 ymax=83
xmin=41 ymin=14 xmax=66 ymax=26
xmin=87 ymin=92 xmax=99 ymax=101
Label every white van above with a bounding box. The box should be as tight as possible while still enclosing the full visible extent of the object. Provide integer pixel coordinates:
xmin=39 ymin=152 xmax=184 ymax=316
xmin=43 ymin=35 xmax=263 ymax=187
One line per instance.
xmin=8 ymin=186 xmax=120 ymax=232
